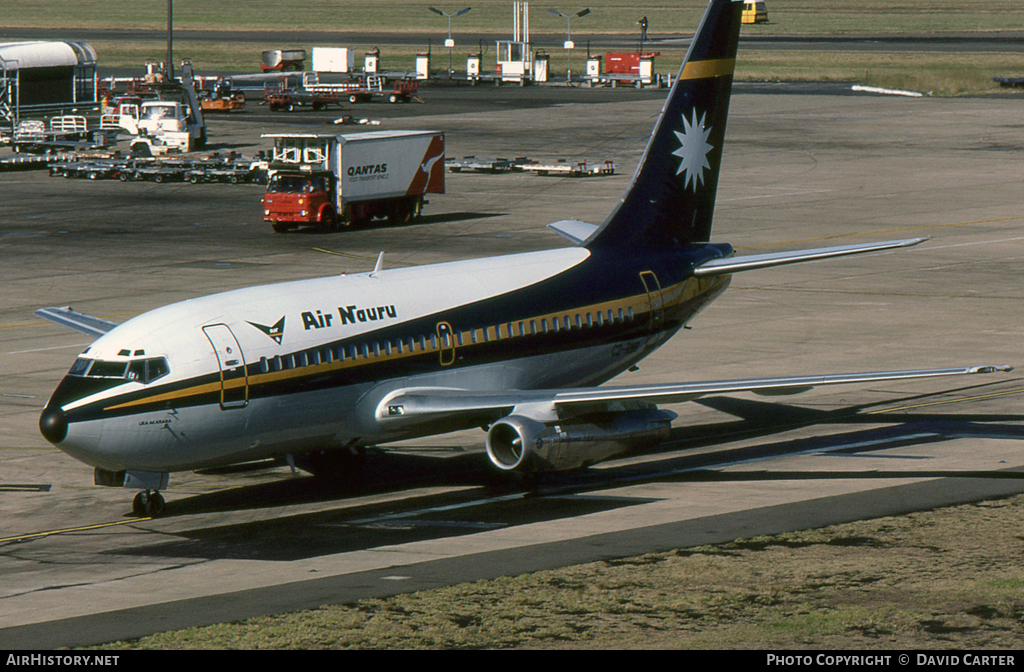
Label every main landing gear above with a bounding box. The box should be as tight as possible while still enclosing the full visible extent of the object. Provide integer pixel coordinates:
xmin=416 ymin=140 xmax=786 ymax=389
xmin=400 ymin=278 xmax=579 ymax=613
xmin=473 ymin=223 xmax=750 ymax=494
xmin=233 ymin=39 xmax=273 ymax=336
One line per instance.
xmin=132 ymin=490 xmax=166 ymax=517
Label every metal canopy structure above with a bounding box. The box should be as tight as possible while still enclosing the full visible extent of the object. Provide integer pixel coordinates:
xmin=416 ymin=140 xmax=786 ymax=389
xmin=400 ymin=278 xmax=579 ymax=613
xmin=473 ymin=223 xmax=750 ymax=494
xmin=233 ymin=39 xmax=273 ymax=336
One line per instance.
xmin=0 ymin=41 xmax=98 ymax=132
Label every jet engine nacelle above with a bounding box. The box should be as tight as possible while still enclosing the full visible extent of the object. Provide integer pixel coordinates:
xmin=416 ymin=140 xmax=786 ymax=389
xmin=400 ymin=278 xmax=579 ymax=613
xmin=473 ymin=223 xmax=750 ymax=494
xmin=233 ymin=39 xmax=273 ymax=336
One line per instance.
xmin=485 ymin=409 xmax=676 ymax=473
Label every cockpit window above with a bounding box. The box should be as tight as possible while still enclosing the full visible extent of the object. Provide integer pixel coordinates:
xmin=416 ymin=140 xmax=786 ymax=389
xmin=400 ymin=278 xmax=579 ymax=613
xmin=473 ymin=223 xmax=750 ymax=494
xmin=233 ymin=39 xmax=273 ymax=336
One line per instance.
xmin=127 ymin=358 xmax=170 ymax=383
xmin=69 ymin=358 xmax=91 ymax=376
xmin=148 ymin=357 xmax=170 ymax=381
xmin=89 ymin=360 xmax=128 ymax=378
xmin=69 ymin=357 xmax=170 ymax=384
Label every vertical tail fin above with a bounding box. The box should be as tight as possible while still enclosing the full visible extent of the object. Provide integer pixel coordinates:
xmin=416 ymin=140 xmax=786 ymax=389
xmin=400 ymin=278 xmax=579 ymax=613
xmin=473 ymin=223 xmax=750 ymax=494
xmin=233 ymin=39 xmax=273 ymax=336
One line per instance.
xmin=586 ymin=0 xmax=743 ymax=250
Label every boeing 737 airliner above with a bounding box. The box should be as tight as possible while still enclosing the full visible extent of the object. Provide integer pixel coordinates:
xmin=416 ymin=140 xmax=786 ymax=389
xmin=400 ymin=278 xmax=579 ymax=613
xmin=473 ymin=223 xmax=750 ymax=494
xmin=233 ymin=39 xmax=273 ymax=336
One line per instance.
xmin=37 ymin=0 xmax=1010 ymax=516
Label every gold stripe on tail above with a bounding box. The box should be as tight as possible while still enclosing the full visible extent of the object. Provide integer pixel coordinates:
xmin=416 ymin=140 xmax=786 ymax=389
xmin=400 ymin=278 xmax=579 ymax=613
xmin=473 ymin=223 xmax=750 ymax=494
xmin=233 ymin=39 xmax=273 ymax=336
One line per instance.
xmin=679 ymin=58 xmax=736 ymax=80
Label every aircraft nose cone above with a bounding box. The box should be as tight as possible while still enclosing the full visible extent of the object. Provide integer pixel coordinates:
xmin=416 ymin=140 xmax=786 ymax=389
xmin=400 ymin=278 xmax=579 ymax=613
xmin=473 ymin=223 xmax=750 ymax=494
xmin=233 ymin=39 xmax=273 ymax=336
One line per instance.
xmin=39 ymin=406 xmax=68 ymax=444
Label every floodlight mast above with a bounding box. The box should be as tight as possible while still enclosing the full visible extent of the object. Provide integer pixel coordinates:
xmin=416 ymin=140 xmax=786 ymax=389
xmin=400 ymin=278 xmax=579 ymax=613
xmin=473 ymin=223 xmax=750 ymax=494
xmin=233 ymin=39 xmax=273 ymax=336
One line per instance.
xmin=547 ymin=8 xmax=590 ymax=82
xmin=429 ymin=6 xmax=472 ymax=78
xmin=166 ymin=0 xmax=174 ymax=81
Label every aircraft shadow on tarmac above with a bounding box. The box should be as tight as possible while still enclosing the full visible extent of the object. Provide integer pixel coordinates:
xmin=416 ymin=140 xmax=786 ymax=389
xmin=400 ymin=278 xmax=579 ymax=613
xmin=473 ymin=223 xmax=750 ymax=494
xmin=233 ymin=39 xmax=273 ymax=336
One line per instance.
xmin=115 ymin=380 xmax=1024 ymax=563
xmin=632 ymin=379 xmax=1024 ymax=484
xmin=120 ymin=463 xmax=658 ymax=562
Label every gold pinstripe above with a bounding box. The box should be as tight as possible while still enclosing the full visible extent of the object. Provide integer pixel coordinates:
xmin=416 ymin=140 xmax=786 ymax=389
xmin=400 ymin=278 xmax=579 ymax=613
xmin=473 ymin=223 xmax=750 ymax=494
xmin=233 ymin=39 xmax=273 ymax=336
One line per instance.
xmin=679 ymin=58 xmax=735 ymax=81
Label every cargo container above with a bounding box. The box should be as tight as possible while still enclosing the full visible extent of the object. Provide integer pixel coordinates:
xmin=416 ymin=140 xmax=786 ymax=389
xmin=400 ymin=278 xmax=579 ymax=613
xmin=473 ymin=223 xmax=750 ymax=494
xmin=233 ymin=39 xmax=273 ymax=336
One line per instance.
xmin=311 ymin=47 xmax=355 ymax=74
xmin=604 ymin=52 xmax=660 ymax=80
xmin=261 ymin=131 xmax=445 ymax=232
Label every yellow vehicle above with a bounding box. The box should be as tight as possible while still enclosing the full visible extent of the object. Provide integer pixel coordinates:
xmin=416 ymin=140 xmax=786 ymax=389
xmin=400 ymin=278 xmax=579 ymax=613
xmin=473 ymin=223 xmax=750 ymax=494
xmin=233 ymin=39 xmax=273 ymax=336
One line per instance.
xmin=742 ymin=1 xmax=768 ymax=24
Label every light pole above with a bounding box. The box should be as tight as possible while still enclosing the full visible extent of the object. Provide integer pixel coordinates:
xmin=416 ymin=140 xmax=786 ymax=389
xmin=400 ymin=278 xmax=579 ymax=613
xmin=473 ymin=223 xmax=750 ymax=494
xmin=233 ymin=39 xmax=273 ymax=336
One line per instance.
xmin=547 ymin=8 xmax=590 ymax=82
xmin=428 ymin=6 xmax=472 ymax=78
xmin=166 ymin=0 xmax=174 ymax=80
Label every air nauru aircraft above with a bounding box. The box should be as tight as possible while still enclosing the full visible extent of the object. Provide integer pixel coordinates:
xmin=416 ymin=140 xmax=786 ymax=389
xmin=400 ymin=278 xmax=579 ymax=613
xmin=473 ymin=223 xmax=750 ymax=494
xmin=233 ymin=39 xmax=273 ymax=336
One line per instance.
xmin=38 ymin=0 xmax=1009 ymax=517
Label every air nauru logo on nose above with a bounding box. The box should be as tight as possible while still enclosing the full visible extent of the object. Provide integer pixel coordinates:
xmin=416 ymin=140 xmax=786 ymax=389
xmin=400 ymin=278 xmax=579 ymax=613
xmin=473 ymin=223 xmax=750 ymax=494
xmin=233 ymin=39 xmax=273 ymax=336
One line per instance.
xmin=671 ymin=108 xmax=714 ymax=191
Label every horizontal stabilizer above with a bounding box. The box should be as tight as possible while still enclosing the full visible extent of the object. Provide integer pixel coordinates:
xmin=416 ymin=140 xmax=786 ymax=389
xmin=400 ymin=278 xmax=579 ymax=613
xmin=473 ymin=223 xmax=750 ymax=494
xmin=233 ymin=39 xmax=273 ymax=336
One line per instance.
xmin=35 ymin=307 xmax=119 ymax=338
xmin=548 ymin=220 xmax=599 ymax=245
xmin=693 ymin=238 xmax=928 ymax=276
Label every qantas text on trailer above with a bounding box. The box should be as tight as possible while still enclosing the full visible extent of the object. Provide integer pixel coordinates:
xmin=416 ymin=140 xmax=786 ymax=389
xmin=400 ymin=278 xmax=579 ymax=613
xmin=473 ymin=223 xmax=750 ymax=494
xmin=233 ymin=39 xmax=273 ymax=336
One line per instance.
xmin=36 ymin=0 xmax=1011 ymax=516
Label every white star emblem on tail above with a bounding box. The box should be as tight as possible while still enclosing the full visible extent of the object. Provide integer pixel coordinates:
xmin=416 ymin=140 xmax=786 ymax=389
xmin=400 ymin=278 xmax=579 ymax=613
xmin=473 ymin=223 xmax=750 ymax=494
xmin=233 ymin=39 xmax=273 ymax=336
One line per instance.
xmin=672 ymin=109 xmax=713 ymax=190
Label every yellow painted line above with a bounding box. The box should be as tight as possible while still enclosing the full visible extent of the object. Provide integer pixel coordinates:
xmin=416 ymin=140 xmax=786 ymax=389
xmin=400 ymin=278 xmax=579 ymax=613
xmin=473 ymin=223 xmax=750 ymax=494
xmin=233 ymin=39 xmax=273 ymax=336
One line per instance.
xmin=0 ymin=322 xmax=51 ymax=331
xmin=868 ymin=387 xmax=1024 ymax=415
xmin=0 ymin=518 xmax=150 ymax=544
xmin=680 ymin=58 xmax=736 ymax=80
xmin=311 ymin=248 xmax=418 ymax=267
xmin=311 ymin=247 xmax=377 ymax=261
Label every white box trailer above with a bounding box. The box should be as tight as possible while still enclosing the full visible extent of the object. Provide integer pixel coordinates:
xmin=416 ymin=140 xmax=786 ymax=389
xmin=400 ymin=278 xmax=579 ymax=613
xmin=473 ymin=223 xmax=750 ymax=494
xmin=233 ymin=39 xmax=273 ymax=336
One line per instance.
xmin=262 ymin=130 xmax=445 ymax=231
xmin=311 ymin=47 xmax=355 ymax=73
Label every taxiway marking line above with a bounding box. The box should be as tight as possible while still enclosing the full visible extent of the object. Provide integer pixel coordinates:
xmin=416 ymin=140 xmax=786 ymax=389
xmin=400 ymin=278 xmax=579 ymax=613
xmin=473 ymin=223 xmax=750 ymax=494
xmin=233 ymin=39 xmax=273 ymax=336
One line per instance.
xmin=311 ymin=247 xmax=418 ymax=266
xmin=0 ymin=518 xmax=151 ymax=544
xmin=868 ymin=387 xmax=1024 ymax=415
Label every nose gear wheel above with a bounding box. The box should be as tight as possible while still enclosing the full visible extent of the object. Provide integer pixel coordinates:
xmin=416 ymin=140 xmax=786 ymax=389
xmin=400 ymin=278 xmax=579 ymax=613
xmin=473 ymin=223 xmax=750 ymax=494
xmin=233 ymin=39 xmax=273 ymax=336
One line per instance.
xmin=132 ymin=490 xmax=166 ymax=517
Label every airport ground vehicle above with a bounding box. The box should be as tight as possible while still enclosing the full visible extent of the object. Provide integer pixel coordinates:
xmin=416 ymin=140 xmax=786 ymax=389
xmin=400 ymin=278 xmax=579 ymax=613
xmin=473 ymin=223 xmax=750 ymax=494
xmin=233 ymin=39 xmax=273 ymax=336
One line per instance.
xmin=262 ymin=74 xmax=418 ymax=112
xmin=742 ymin=1 xmax=768 ymax=23
xmin=199 ymin=90 xmax=245 ymax=112
xmin=116 ymin=63 xmax=207 ymax=155
xmin=264 ymin=88 xmax=340 ymax=112
xmin=261 ymin=49 xmax=306 ymax=72
xmin=10 ymin=116 xmax=113 ymax=154
xmin=47 ymin=153 xmax=264 ymax=184
xmin=304 ymin=74 xmax=418 ymax=104
xmin=261 ymin=130 xmax=445 ymax=232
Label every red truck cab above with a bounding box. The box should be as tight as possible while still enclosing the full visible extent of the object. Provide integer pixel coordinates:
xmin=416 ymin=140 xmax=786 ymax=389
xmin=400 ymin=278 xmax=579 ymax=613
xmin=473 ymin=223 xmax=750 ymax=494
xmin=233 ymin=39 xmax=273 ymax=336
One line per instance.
xmin=262 ymin=173 xmax=336 ymax=232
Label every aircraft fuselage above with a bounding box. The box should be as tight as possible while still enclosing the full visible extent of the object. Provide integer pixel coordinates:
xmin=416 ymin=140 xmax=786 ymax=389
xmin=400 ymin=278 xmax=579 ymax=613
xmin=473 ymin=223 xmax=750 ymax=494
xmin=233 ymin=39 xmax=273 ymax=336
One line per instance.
xmin=40 ymin=244 xmax=733 ymax=473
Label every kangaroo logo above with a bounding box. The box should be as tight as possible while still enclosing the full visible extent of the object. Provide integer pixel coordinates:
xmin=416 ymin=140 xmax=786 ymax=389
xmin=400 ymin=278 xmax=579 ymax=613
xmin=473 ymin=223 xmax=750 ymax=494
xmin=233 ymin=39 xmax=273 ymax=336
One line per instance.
xmin=406 ymin=135 xmax=446 ymax=195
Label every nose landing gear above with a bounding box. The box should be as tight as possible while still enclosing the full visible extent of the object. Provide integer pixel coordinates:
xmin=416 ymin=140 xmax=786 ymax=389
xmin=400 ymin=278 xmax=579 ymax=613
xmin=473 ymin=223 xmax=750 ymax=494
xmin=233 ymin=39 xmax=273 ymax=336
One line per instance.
xmin=132 ymin=490 xmax=166 ymax=517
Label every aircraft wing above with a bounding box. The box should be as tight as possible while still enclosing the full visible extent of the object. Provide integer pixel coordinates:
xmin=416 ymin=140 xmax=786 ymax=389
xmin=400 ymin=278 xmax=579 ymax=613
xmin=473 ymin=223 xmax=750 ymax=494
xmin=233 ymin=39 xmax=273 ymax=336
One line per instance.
xmin=376 ymin=365 xmax=1012 ymax=430
xmin=35 ymin=307 xmax=119 ymax=338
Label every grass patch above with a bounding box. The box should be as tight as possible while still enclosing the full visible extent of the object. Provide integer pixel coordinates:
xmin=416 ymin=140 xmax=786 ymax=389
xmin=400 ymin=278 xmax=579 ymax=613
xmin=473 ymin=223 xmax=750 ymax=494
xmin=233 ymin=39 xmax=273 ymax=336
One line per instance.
xmin=4 ymin=0 xmax=1024 ymax=35
xmin=93 ymin=494 xmax=1024 ymax=649
xmin=88 ymin=40 xmax=1024 ymax=97
xmin=737 ymin=50 xmax=1024 ymax=96
xmin=7 ymin=2 xmax=1024 ymax=95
